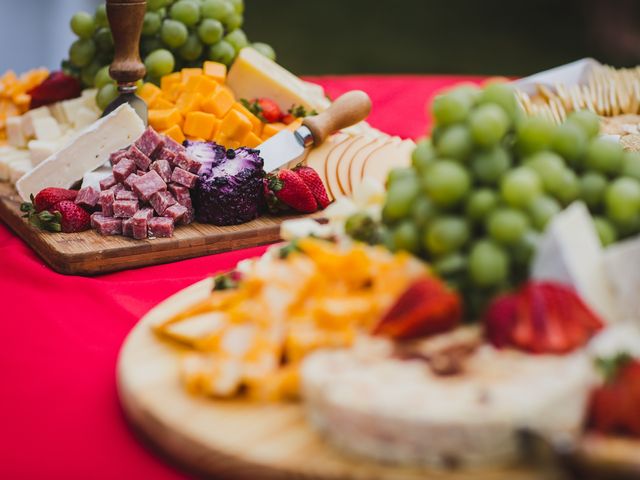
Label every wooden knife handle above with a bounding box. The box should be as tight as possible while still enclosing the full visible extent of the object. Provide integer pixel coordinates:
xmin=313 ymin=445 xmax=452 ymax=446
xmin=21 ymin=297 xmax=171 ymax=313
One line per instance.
xmin=303 ymin=90 xmax=372 ymax=145
xmin=107 ymin=0 xmax=146 ymax=84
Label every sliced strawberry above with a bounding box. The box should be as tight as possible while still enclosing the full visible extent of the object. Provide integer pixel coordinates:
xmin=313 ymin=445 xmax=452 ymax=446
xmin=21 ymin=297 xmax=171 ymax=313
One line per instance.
xmin=256 ymin=98 xmax=283 ymax=123
xmin=293 ymin=165 xmax=331 ymax=209
xmin=265 ymin=170 xmax=318 ymax=214
xmin=484 ymin=293 xmax=517 ymax=349
xmin=29 ymin=71 xmax=81 ymax=108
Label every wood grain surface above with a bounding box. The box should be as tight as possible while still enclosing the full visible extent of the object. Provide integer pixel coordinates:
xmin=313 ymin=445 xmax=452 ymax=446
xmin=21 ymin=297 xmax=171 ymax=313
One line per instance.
xmin=116 ymin=278 xmax=558 ymax=480
xmin=0 ymin=182 xmax=300 ymax=276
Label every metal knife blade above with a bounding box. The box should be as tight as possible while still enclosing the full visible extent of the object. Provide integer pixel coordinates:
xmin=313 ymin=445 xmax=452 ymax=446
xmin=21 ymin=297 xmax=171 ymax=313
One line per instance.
xmin=259 ymin=128 xmax=308 ymax=173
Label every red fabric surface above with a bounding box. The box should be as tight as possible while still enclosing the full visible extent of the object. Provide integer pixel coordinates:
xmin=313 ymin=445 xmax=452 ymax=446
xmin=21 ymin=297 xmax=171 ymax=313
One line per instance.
xmin=0 ymin=75 xmax=483 ymax=480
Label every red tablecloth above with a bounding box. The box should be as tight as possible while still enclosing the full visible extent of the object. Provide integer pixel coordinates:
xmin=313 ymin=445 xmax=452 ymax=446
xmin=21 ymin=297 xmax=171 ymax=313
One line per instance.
xmin=0 ymin=75 xmax=484 ymax=480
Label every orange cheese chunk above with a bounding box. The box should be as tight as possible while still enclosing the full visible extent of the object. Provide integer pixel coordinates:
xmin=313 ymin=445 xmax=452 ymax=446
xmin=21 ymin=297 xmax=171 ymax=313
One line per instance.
xmin=219 ymin=109 xmax=253 ymax=140
xmin=151 ymin=97 xmax=175 ymax=110
xmin=184 ymin=111 xmax=218 ymax=139
xmin=201 ymin=88 xmax=235 ymax=118
xmin=161 ymin=72 xmax=182 ymax=93
xmin=162 ymin=125 xmax=186 ymax=144
xmin=181 ymin=68 xmax=203 ymax=83
xmin=185 ymin=75 xmax=218 ymax=97
xmin=232 ymin=103 xmax=263 ymax=136
xmin=209 ymin=118 xmax=221 ymax=140
xmin=287 ymin=118 xmax=304 ymax=131
xmin=149 ymin=108 xmax=183 ymax=131
xmin=185 ymin=136 xmax=207 ymax=142
xmin=139 ymin=83 xmax=163 ymax=105
xmin=262 ymin=122 xmax=286 ymax=139
xmin=203 ymin=61 xmax=227 ymax=84
xmin=215 ymin=133 xmax=241 ymax=149
xmin=242 ymin=131 xmax=262 ymax=149
xmin=166 ymin=83 xmax=186 ymax=102
xmin=175 ymin=91 xmax=203 ymax=115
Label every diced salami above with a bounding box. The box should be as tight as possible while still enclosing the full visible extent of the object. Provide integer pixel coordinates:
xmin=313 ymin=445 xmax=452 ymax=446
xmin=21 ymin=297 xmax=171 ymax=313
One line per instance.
xmin=150 ymin=191 xmax=177 ymax=215
xmin=90 ymin=212 xmax=103 ymax=229
xmin=137 ymin=170 xmax=146 ymax=176
xmin=132 ymin=208 xmax=153 ymax=240
xmin=124 ymin=173 xmax=140 ymax=190
xmin=99 ymin=189 xmax=115 ymax=216
xmin=133 ymin=207 xmax=154 ymax=221
xmin=135 ymin=127 xmax=165 ymax=158
xmin=99 ymin=175 xmax=117 ymax=191
xmin=122 ymin=218 xmax=134 ymax=237
xmin=181 ymin=207 xmax=195 ymax=225
xmin=115 ymin=189 xmax=138 ymax=201
xmin=93 ymin=216 xmax=122 ymax=236
xmin=157 ymin=148 xmax=177 ymax=166
xmin=174 ymin=151 xmax=201 ymax=174
xmin=150 ymin=160 xmax=173 ymax=183
xmin=148 ymin=217 xmax=174 ymax=238
xmin=164 ymin=203 xmax=188 ymax=222
xmin=162 ymin=134 xmax=186 ymax=154
xmin=112 ymin=157 xmax=136 ymax=183
xmin=108 ymin=183 xmax=125 ymax=196
xmin=110 ymin=149 xmax=128 ymax=166
xmin=113 ymin=200 xmax=139 ymax=218
xmin=168 ymin=184 xmax=191 ymax=205
xmin=128 ymin=144 xmax=152 ymax=171
xmin=171 ymin=167 xmax=198 ymax=189
xmin=132 ymin=170 xmax=167 ymax=201
xmin=75 ymin=186 xmax=100 ymax=209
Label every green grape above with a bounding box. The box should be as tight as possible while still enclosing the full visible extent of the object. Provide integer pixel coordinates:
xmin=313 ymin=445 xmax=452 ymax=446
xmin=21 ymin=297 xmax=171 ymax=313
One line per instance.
xmin=170 ymin=0 xmax=201 ymax=26
xmin=423 ymin=216 xmax=470 ymax=255
xmin=344 ymin=212 xmax=381 ymax=245
xmin=141 ymin=36 xmax=164 ymax=57
xmin=579 ymin=171 xmax=608 ymax=209
xmin=94 ymin=27 xmax=114 ymax=54
xmin=392 ymin=221 xmax=420 ymax=254
xmin=478 ymin=82 xmax=518 ymax=120
xmin=80 ymin=60 xmax=101 ymax=87
xmin=382 ymin=177 xmax=421 ymax=222
xmin=450 ymin=84 xmax=481 ymax=107
xmin=179 ymin=33 xmax=204 ymax=61
xmin=585 ymin=137 xmax=623 ymax=175
xmin=512 ymin=230 xmax=539 ymax=267
xmin=605 ymin=177 xmax=640 ymax=225
xmin=470 ymin=147 xmax=511 ymax=185
xmin=551 ymin=168 xmax=580 ymax=205
xmin=621 ymin=151 xmax=640 ymax=181
xmin=433 ymin=252 xmax=467 ymax=277
xmin=500 ymin=166 xmax=542 ymax=208
xmin=468 ymin=240 xmax=510 ymax=288
xmin=431 ymin=91 xmax=471 ymax=126
xmin=435 ymin=124 xmax=473 ymax=160
xmin=411 ymin=196 xmax=438 ymax=228
xmin=208 ymin=40 xmax=236 ymax=65
xmin=465 ymin=189 xmax=498 ymax=222
xmin=524 ymin=151 xmax=565 ymax=192
xmin=70 ymin=12 xmax=96 ymax=39
xmin=201 ymin=0 xmax=234 ymax=21
xmin=225 ymin=29 xmax=249 ymax=52
xmin=387 ymin=167 xmax=415 ymax=185
xmin=422 ymin=160 xmax=471 ymax=207
xmin=593 ymin=216 xmax=618 ymax=246
xmin=516 ymin=116 xmax=554 ymax=156
xmin=528 ymin=195 xmax=561 ymax=231
xmin=567 ymin=110 xmax=600 ymax=139
xmin=198 ymin=18 xmax=224 ymax=45
xmin=94 ymin=4 xmax=108 ymax=28
xmin=224 ymin=13 xmax=244 ymax=31
xmin=468 ymin=103 xmax=510 ymax=148
xmin=96 ymin=83 xmax=118 ymax=111
xmin=143 ymin=12 xmax=162 ymax=36
xmin=551 ymin=122 xmax=587 ymax=164
xmin=147 ymin=0 xmax=168 ymax=11
xmin=144 ymin=49 xmax=176 ymax=78
xmin=161 ymin=19 xmax=189 ymax=48
xmin=94 ymin=65 xmax=113 ymax=88
xmin=412 ymin=138 xmax=436 ymax=172
xmin=228 ymin=0 xmax=244 ymax=14
xmin=252 ymin=42 xmax=276 ymax=61
xmin=487 ymin=208 xmax=530 ymax=245
xmin=69 ymin=38 xmax=97 ymax=68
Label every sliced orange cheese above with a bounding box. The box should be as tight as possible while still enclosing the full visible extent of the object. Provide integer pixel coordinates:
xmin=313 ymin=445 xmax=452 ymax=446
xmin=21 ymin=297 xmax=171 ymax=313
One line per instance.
xmin=184 ymin=111 xmax=217 ymax=139
xmin=162 ymin=124 xmax=186 ymax=144
xmin=149 ymin=108 xmax=183 ymax=131
xmin=203 ymin=61 xmax=227 ymax=84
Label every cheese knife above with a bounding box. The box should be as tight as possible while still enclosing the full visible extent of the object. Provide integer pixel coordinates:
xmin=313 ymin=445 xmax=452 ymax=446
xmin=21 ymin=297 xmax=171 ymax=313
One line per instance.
xmin=102 ymin=0 xmax=148 ymax=124
xmin=259 ymin=90 xmax=372 ymax=172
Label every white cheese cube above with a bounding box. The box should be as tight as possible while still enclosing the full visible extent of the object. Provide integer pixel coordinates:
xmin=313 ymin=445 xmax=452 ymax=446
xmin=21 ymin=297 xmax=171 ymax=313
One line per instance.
xmin=48 ymin=102 xmax=68 ymax=125
xmin=33 ymin=117 xmax=62 ymax=141
xmin=81 ymin=89 xmax=99 ymax=111
xmin=28 ymin=140 xmax=58 ymax=166
xmin=73 ymin=107 xmax=99 ymax=129
xmin=9 ymin=159 xmax=33 ymax=184
xmin=21 ymin=106 xmax=51 ymax=138
xmin=0 ymin=149 xmax=30 ymax=181
xmin=6 ymin=117 xmax=26 ymax=147
xmin=280 ymin=218 xmax=333 ymax=241
xmin=61 ymin=98 xmax=85 ymax=125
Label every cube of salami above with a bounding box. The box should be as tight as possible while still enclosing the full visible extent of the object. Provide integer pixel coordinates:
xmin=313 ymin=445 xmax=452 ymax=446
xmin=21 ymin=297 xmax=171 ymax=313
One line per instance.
xmin=135 ymin=127 xmax=166 ymax=158
xmin=122 ymin=217 xmax=134 ymax=237
xmin=171 ymin=167 xmax=198 ymax=188
xmin=150 ymin=160 xmax=173 ymax=183
xmin=168 ymin=184 xmax=191 ymax=205
xmin=109 ymin=183 xmax=125 ymax=196
xmin=181 ymin=207 xmax=195 ymax=225
xmin=174 ymin=151 xmax=200 ymax=174
xmin=132 ymin=170 xmax=167 ymax=201
xmin=93 ymin=216 xmax=122 ymax=236
xmin=124 ymin=173 xmax=140 ymax=190
xmin=110 ymin=149 xmax=128 ymax=166
xmin=99 ymin=189 xmax=115 ymax=216
xmin=113 ymin=200 xmax=139 ymax=218
xmin=116 ymin=189 xmax=138 ymax=201
xmin=99 ymin=175 xmax=117 ymax=191
xmin=148 ymin=217 xmax=174 ymax=238
xmin=75 ymin=186 xmax=100 ymax=209
xmin=162 ymin=134 xmax=186 ymax=154
xmin=132 ymin=208 xmax=153 ymax=240
xmin=112 ymin=157 xmax=136 ymax=183
xmin=128 ymin=144 xmax=152 ymax=171
xmin=164 ymin=203 xmax=188 ymax=222
xmin=150 ymin=191 xmax=177 ymax=215
xmin=157 ymin=148 xmax=177 ymax=166
xmin=90 ymin=212 xmax=103 ymax=229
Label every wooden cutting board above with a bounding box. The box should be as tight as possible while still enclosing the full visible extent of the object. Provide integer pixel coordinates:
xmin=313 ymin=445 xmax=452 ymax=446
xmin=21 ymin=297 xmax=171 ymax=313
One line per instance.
xmin=0 ymin=182 xmax=300 ymax=276
xmin=117 ymin=278 xmax=558 ymax=480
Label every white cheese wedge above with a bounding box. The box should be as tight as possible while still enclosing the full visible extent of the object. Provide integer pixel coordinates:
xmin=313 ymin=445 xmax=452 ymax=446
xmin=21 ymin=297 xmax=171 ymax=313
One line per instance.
xmin=73 ymin=107 xmax=100 ymax=129
xmin=28 ymin=140 xmax=59 ymax=166
xmin=603 ymin=235 xmax=640 ymax=323
xmin=16 ymin=104 xmax=144 ymax=201
xmin=531 ymin=202 xmax=618 ymax=323
xmin=21 ymin=106 xmax=51 ymax=138
xmin=6 ymin=117 xmax=26 ymax=147
xmin=227 ymin=47 xmax=330 ymax=114
xmin=33 ymin=117 xmax=62 ymax=141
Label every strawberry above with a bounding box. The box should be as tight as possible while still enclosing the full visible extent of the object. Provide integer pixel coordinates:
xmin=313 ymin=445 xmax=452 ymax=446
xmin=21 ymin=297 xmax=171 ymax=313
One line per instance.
xmin=373 ymin=276 xmax=462 ymax=340
xmin=265 ymin=170 xmax=318 ymax=214
xmin=22 ymin=200 xmax=90 ymax=233
xmin=293 ymin=165 xmax=331 ymax=209
xmin=29 ymin=71 xmax=82 ymax=109
xmin=22 ymin=187 xmax=78 ymax=213
xmin=281 ymin=113 xmax=296 ymax=125
xmin=256 ymin=98 xmax=282 ymax=123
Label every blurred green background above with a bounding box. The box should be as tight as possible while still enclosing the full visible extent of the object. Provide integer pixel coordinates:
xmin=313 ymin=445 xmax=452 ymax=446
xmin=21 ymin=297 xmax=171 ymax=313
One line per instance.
xmin=243 ymin=0 xmax=640 ymax=76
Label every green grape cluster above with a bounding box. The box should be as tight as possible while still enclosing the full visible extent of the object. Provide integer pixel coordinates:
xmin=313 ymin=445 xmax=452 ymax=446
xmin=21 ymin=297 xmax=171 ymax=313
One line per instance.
xmin=62 ymin=0 xmax=276 ymax=110
xmin=349 ymin=82 xmax=640 ymax=315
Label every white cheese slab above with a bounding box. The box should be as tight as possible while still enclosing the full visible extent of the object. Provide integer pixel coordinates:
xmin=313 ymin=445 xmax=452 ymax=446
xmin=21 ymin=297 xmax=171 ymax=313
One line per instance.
xmin=81 ymin=164 xmax=112 ymax=190
xmin=28 ymin=140 xmax=59 ymax=166
xmin=16 ymin=104 xmax=144 ymax=201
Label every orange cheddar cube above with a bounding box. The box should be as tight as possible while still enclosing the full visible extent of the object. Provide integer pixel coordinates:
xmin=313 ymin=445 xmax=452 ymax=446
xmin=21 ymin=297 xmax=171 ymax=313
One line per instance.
xmin=185 ymin=136 xmax=207 ymax=142
xmin=262 ymin=122 xmax=286 ymax=139
xmin=181 ymin=68 xmax=203 ymax=83
xmin=201 ymin=88 xmax=235 ymax=118
xmin=166 ymin=82 xmax=186 ymax=102
xmin=149 ymin=108 xmax=183 ymax=131
xmin=232 ymin=103 xmax=263 ymax=136
xmin=161 ymin=72 xmax=182 ymax=93
xmin=209 ymin=118 xmax=221 ymax=140
xmin=286 ymin=118 xmax=304 ymax=131
xmin=162 ymin=125 xmax=186 ymax=144
xmin=184 ymin=111 xmax=218 ymax=139
xmin=185 ymin=75 xmax=218 ymax=97
xmin=215 ymin=133 xmax=241 ymax=149
xmin=219 ymin=109 xmax=253 ymax=140
xmin=139 ymin=83 xmax=163 ymax=105
xmin=242 ymin=131 xmax=262 ymax=149
xmin=151 ymin=97 xmax=175 ymax=110
xmin=203 ymin=61 xmax=227 ymax=84
xmin=175 ymin=91 xmax=203 ymax=115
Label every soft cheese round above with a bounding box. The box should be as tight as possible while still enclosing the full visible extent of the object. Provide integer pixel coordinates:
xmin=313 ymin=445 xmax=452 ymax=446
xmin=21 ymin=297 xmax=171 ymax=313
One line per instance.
xmin=301 ymin=336 xmax=595 ymax=468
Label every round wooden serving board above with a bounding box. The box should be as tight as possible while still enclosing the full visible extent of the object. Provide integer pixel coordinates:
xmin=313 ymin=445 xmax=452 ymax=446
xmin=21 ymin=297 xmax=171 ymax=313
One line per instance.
xmin=117 ymin=278 xmax=556 ymax=480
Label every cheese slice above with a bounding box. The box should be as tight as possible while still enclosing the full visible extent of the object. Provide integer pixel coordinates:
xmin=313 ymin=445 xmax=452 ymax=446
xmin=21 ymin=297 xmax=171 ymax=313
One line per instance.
xmin=348 ymin=136 xmax=390 ymax=194
xmin=304 ymin=133 xmax=350 ymax=200
xmin=227 ymin=47 xmax=330 ymax=113
xmin=603 ymin=235 xmax=640 ymax=323
xmin=16 ymin=104 xmax=144 ymax=201
xmin=325 ymin=136 xmax=360 ymax=200
xmin=335 ymin=135 xmax=376 ymax=197
xmin=531 ymin=202 xmax=618 ymax=322
xmin=361 ymin=137 xmax=413 ymax=185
